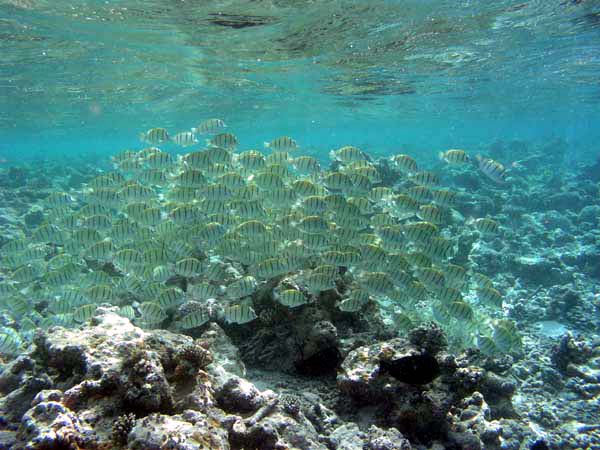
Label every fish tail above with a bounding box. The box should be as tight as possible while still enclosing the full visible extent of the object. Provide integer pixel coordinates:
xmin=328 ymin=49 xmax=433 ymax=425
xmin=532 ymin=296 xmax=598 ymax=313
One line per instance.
xmin=438 ymin=151 xmax=446 ymax=162
xmin=264 ymin=141 xmax=271 ymax=148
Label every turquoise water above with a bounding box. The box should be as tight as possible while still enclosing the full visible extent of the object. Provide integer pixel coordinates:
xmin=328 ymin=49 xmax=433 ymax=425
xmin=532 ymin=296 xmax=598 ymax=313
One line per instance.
xmin=2 ymin=0 xmax=600 ymax=162
xmin=2 ymin=2 xmax=600 ymax=448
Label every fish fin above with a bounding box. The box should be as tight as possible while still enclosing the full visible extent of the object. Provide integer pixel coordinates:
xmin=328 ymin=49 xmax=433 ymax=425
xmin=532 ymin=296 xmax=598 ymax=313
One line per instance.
xmin=438 ymin=151 xmax=446 ymax=162
xmin=191 ymin=128 xmax=197 ymax=134
xmin=138 ymin=132 xmax=146 ymax=142
xmin=264 ymin=141 xmax=271 ymax=148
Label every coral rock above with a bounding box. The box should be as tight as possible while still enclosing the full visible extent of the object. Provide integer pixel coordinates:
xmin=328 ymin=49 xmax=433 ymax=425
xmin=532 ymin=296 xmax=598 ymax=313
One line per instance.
xmin=127 ymin=412 xmax=229 ymax=450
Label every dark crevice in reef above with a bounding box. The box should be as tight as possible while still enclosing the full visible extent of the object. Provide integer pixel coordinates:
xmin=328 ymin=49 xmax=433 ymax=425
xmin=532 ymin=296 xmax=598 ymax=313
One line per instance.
xmin=295 ymin=345 xmax=342 ymax=376
xmin=379 ymin=352 xmax=440 ymax=385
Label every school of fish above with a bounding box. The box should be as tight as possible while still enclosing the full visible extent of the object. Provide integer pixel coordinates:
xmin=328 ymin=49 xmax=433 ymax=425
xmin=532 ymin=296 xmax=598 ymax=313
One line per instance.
xmin=0 ymin=121 xmax=520 ymax=359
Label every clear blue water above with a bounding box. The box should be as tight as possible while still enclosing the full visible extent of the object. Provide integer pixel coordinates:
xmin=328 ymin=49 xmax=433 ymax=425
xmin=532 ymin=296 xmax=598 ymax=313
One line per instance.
xmin=2 ymin=2 xmax=600 ymax=446
xmin=2 ymin=0 xmax=600 ymax=163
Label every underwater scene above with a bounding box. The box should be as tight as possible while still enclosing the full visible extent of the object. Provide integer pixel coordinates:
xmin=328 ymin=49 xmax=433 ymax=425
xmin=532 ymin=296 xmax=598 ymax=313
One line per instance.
xmin=1 ymin=1 xmax=600 ymax=449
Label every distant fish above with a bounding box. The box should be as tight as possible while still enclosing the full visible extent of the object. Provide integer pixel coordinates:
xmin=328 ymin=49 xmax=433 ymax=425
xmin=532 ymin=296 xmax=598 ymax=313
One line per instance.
xmin=293 ymin=155 xmax=320 ymax=174
xmin=477 ymin=335 xmax=498 ymax=356
xmin=139 ymin=301 xmax=167 ymax=324
xmin=223 ymin=302 xmax=257 ymax=324
xmin=208 ymin=132 xmax=238 ymax=149
xmin=193 ymin=118 xmax=226 ymax=135
xmin=0 ymin=328 xmax=21 ymax=355
xmin=470 ymin=217 xmax=500 ymax=235
xmin=265 ymin=136 xmax=298 ymax=151
xmin=391 ymin=154 xmax=418 ymax=173
xmin=139 ymin=127 xmax=169 ymax=144
xmin=330 ymin=146 xmax=366 ymax=163
xmin=476 ymin=286 xmax=503 ymax=308
xmin=410 ymin=171 xmax=439 ymax=187
xmin=226 ymin=276 xmax=257 ymax=299
xmin=475 ymin=155 xmax=508 ymax=183
xmin=492 ymin=319 xmax=522 ymax=352
xmin=439 ymin=149 xmax=470 ymax=164
xmin=172 ymin=131 xmax=198 ymax=147
xmin=446 ymin=300 xmax=474 ymax=321
xmin=276 ymin=289 xmax=308 ymax=308
xmin=178 ymin=310 xmax=210 ymax=329
xmin=337 ymin=290 xmax=369 ymax=312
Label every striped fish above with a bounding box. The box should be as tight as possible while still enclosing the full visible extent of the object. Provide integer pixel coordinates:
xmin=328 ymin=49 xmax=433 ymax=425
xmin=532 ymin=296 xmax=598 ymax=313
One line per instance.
xmin=293 ymin=155 xmax=320 ymax=174
xmin=338 ymin=291 xmax=369 ymax=312
xmin=446 ymin=300 xmax=474 ymax=322
xmin=223 ymin=303 xmax=257 ymax=324
xmin=405 ymin=185 xmax=432 ymax=203
xmin=187 ymin=282 xmax=219 ymax=300
xmin=391 ymin=154 xmax=418 ymax=173
xmin=323 ymin=172 xmax=354 ymax=191
xmin=476 ymin=286 xmax=503 ymax=308
xmin=208 ymin=133 xmax=238 ymax=149
xmin=227 ymin=276 xmax=257 ymax=299
xmin=417 ymin=204 xmax=446 ymax=224
xmin=237 ymin=150 xmax=266 ymax=171
xmin=298 ymin=216 xmax=329 ymax=233
xmin=0 ymin=329 xmax=21 ymax=355
xmin=73 ymin=304 xmax=97 ymax=323
xmin=118 ymin=305 xmax=136 ymax=320
xmin=472 ymin=218 xmax=500 ymax=235
xmin=431 ymin=189 xmax=457 ymax=207
xmin=145 ymin=151 xmax=174 ymax=169
xmin=477 ymin=335 xmax=498 ymax=356
xmin=174 ymin=257 xmax=205 ymax=277
xmin=410 ymin=171 xmax=439 ymax=187
xmin=330 ymin=146 xmax=366 ymax=163
xmin=264 ymin=136 xmax=298 ymax=151
xmin=277 ymin=289 xmax=307 ymax=308
xmin=183 ymin=150 xmax=213 ymax=169
xmin=178 ymin=310 xmax=210 ymax=329
xmin=476 ymin=155 xmax=508 ymax=183
xmin=439 ymin=149 xmax=469 ymax=164
xmin=172 ymin=131 xmax=198 ymax=147
xmin=193 ymin=118 xmax=226 ymax=134
xmin=492 ymin=320 xmax=521 ymax=352
xmin=139 ymin=127 xmax=169 ymax=144
xmin=139 ymin=301 xmax=167 ymax=324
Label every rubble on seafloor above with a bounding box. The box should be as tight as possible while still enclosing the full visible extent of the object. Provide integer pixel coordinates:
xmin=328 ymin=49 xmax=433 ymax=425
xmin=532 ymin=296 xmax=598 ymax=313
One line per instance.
xmin=0 ymin=307 xmax=545 ymax=450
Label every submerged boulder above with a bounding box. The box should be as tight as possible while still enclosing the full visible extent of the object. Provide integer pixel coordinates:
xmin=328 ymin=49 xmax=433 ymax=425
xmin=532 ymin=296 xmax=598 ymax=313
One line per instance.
xmin=379 ymin=352 xmax=440 ymax=385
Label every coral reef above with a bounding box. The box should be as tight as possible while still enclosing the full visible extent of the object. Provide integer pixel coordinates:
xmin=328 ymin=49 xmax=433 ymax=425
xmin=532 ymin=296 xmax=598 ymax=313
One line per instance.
xmin=1 ymin=140 xmax=599 ymax=450
xmin=0 ymin=308 xmax=550 ymax=449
